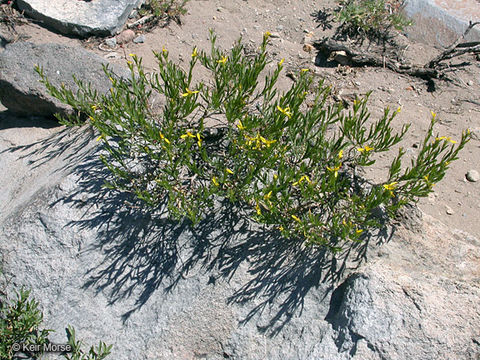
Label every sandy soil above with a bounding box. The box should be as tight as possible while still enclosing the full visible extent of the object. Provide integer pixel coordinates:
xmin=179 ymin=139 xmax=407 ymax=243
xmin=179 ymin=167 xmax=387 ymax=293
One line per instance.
xmin=2 ymin=0 xmax=480 ymax=237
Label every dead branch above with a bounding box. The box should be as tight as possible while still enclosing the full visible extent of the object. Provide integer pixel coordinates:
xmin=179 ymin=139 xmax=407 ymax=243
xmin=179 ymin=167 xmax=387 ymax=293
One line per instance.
xmin=127 ymin=15 xmax=155 ymax=29
xmin=316 ymin=38 xmax=439 ymax=79
xmin=317 ymin=22 xmax=480 ymax=81
xmin=427 ymin=21 xmax=480 ymax=68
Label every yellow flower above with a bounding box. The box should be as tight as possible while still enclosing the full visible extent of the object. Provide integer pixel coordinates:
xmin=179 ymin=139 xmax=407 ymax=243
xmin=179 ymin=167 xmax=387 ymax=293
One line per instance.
xmin=96 ymin=135 xmax=103 ymax=142
xmin=292 ymin=175 xmax=311 ymax=186
xmin=300 ymin=68 xmax=309 ymax=73
xmin=128 ymin=53 xmax=136 ymax=57
xmin=291 ymin=215 xmax=301 ymax=222
xmin=430 ymin=110 xmax=436 ymax=118
xmin=212 ymin=177 xmax=219 ymax=186
xmin=159 ymin=132 xmax=171 ymax=145
xmin=383 ymin=181 xmax=397 ymax=196
xmin=196 ymin=133 xmax=202 ymax=147
xmin=357 ymin=145 xmax=374 ymax=153
xmin=191 ymin=47 xmax=198 ymax=58
xmin=435 ymin=136 xmax=456 ymax=144
xmin=217 ymin=56 xmax=227 ymax=64
xmin=278 ymin=225 xmax=284 ymax=231
xmin=89 ymin=116 xmax=95 ymax=122
xmin=264 ymin=191 xmax=273 ymax=200
xmin=264 ymin=31 xmax=272 ymax=39
xmin=273 ymin=174 xmax=278 ymax=180
xmin=356 ymin=229 xmax=364 ymax=235
xmin=383 ymin=182 xmax=397 ymax=191
xmin=424 ymin=175 xmax=434 ymax=187
xmin=255 ymin=201 xmax=262 ymax=215
xmin=278 ymin=58 xmax=285 ymax=66
xmin=180 ymin=131 xmax=196 ymax=139
xmin=259 ymin=135 xmax=277 ymax=147
xmin=181 ymin=88 xmax=199 ymax=97
xmin=162 ymin=47 xmax=168 ymax=54
xmin=91 ymin=105 xmax=97 ymax=111
xmin=109 ymin=77 xmax=114 ymax=83
xmin=396 ymin=106 xmax=401 ymax=114
xmin=226 ymin=168 xmax=234 ymax=175
xmin=326 ymin=164 xmax=342 ymax=178
xmin=277 ymin=105 xmax=293 ymax=118
xmin=338 ymin=150 xmax=343 ymax=159
xmin=237 ymin=120 xmax=245 ymax=130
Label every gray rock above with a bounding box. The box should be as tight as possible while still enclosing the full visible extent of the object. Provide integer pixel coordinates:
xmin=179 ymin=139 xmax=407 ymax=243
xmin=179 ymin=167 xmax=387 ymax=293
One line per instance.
xmin=16 ymin=0 xmax=143 ymax=37
xmin=105 ymin=37 xmax=117 ymax=48
xmin=0 ymin=126 xmax=479 ymax=359
xmin=133 ymin=34 xmax=145 ymax=44
xmin=404 ymin=0 xmax=480 ymax=47
xmin=0 ymin=42 xmax=128 ymax=117
xmin=466 ymin=169 xmax=480 ymax=182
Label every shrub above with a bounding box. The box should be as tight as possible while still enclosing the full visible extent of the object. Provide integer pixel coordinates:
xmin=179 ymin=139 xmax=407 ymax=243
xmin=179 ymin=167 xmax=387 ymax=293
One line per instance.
xmin=0 ymin=288 xmax=112 ymax=360
xmin=138 ymin=0 xmax=189 ymax=27
xmin=0 ymin=288 xmax=51 ymax=359
xmin=36 ymin=31 xmax=470 ymax=252
xmin=335 ymin=0 xmax=412 ymax=40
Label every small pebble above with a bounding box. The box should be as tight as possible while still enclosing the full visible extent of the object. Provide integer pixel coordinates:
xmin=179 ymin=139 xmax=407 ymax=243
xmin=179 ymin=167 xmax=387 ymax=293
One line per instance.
xmin=105 ymin=37 xmax=117 ymax=48
xmin=467 ymin=80 xmax=474 ymax=86
xmin=303 ymin=43 xmax=314 ymax=53
xmin=446 ymin=206 xmax=454 ymax=215
xmin=466 ymin=169 xmax=479 ymax=182
xmin=133 ymin=35 xmax=145 ymax=44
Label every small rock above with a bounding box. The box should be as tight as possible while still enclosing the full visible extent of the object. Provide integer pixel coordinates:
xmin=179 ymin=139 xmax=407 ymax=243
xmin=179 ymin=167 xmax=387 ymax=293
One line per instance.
xmin=467 ymin=80 xmax=474 ymax=86
xmin=466 ymin=170 xmax=479 ymax=182
xmin=105 ymin=37 xmax=117 ymax=48
xmin=269 ymin=32 xmax=281 ymax=38
xmin=133 ymin=35 xmax=145 ymax=44
xmin=116 ymin=29 xmax=135 ymax=44
xmin=303 ymin=43 xmax=314 ymax=53
xmin=446 ymin=206 xmax=455 ymax=215
xmin=276 ymin=25 xmax=284 ymax=31
xmin=302 ymin=32 xmax=314 ymax=44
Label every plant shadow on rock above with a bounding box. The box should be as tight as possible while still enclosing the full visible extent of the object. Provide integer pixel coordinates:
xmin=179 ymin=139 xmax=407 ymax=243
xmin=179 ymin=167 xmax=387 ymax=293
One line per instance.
xmin=4 ymin=127 xmax=395 ymax=336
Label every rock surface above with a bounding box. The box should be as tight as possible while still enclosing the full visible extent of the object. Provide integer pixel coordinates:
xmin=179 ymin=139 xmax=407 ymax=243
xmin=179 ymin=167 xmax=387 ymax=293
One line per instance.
xmin=404 ymin=0 xmax=480 ymax=47
xmin=0 ymin=123 xmax=479 ymax=359
xmin=16 ymin=0 xmax=142 ymax=37
xmin=0 ymin=42 xmax=128 ymax=118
